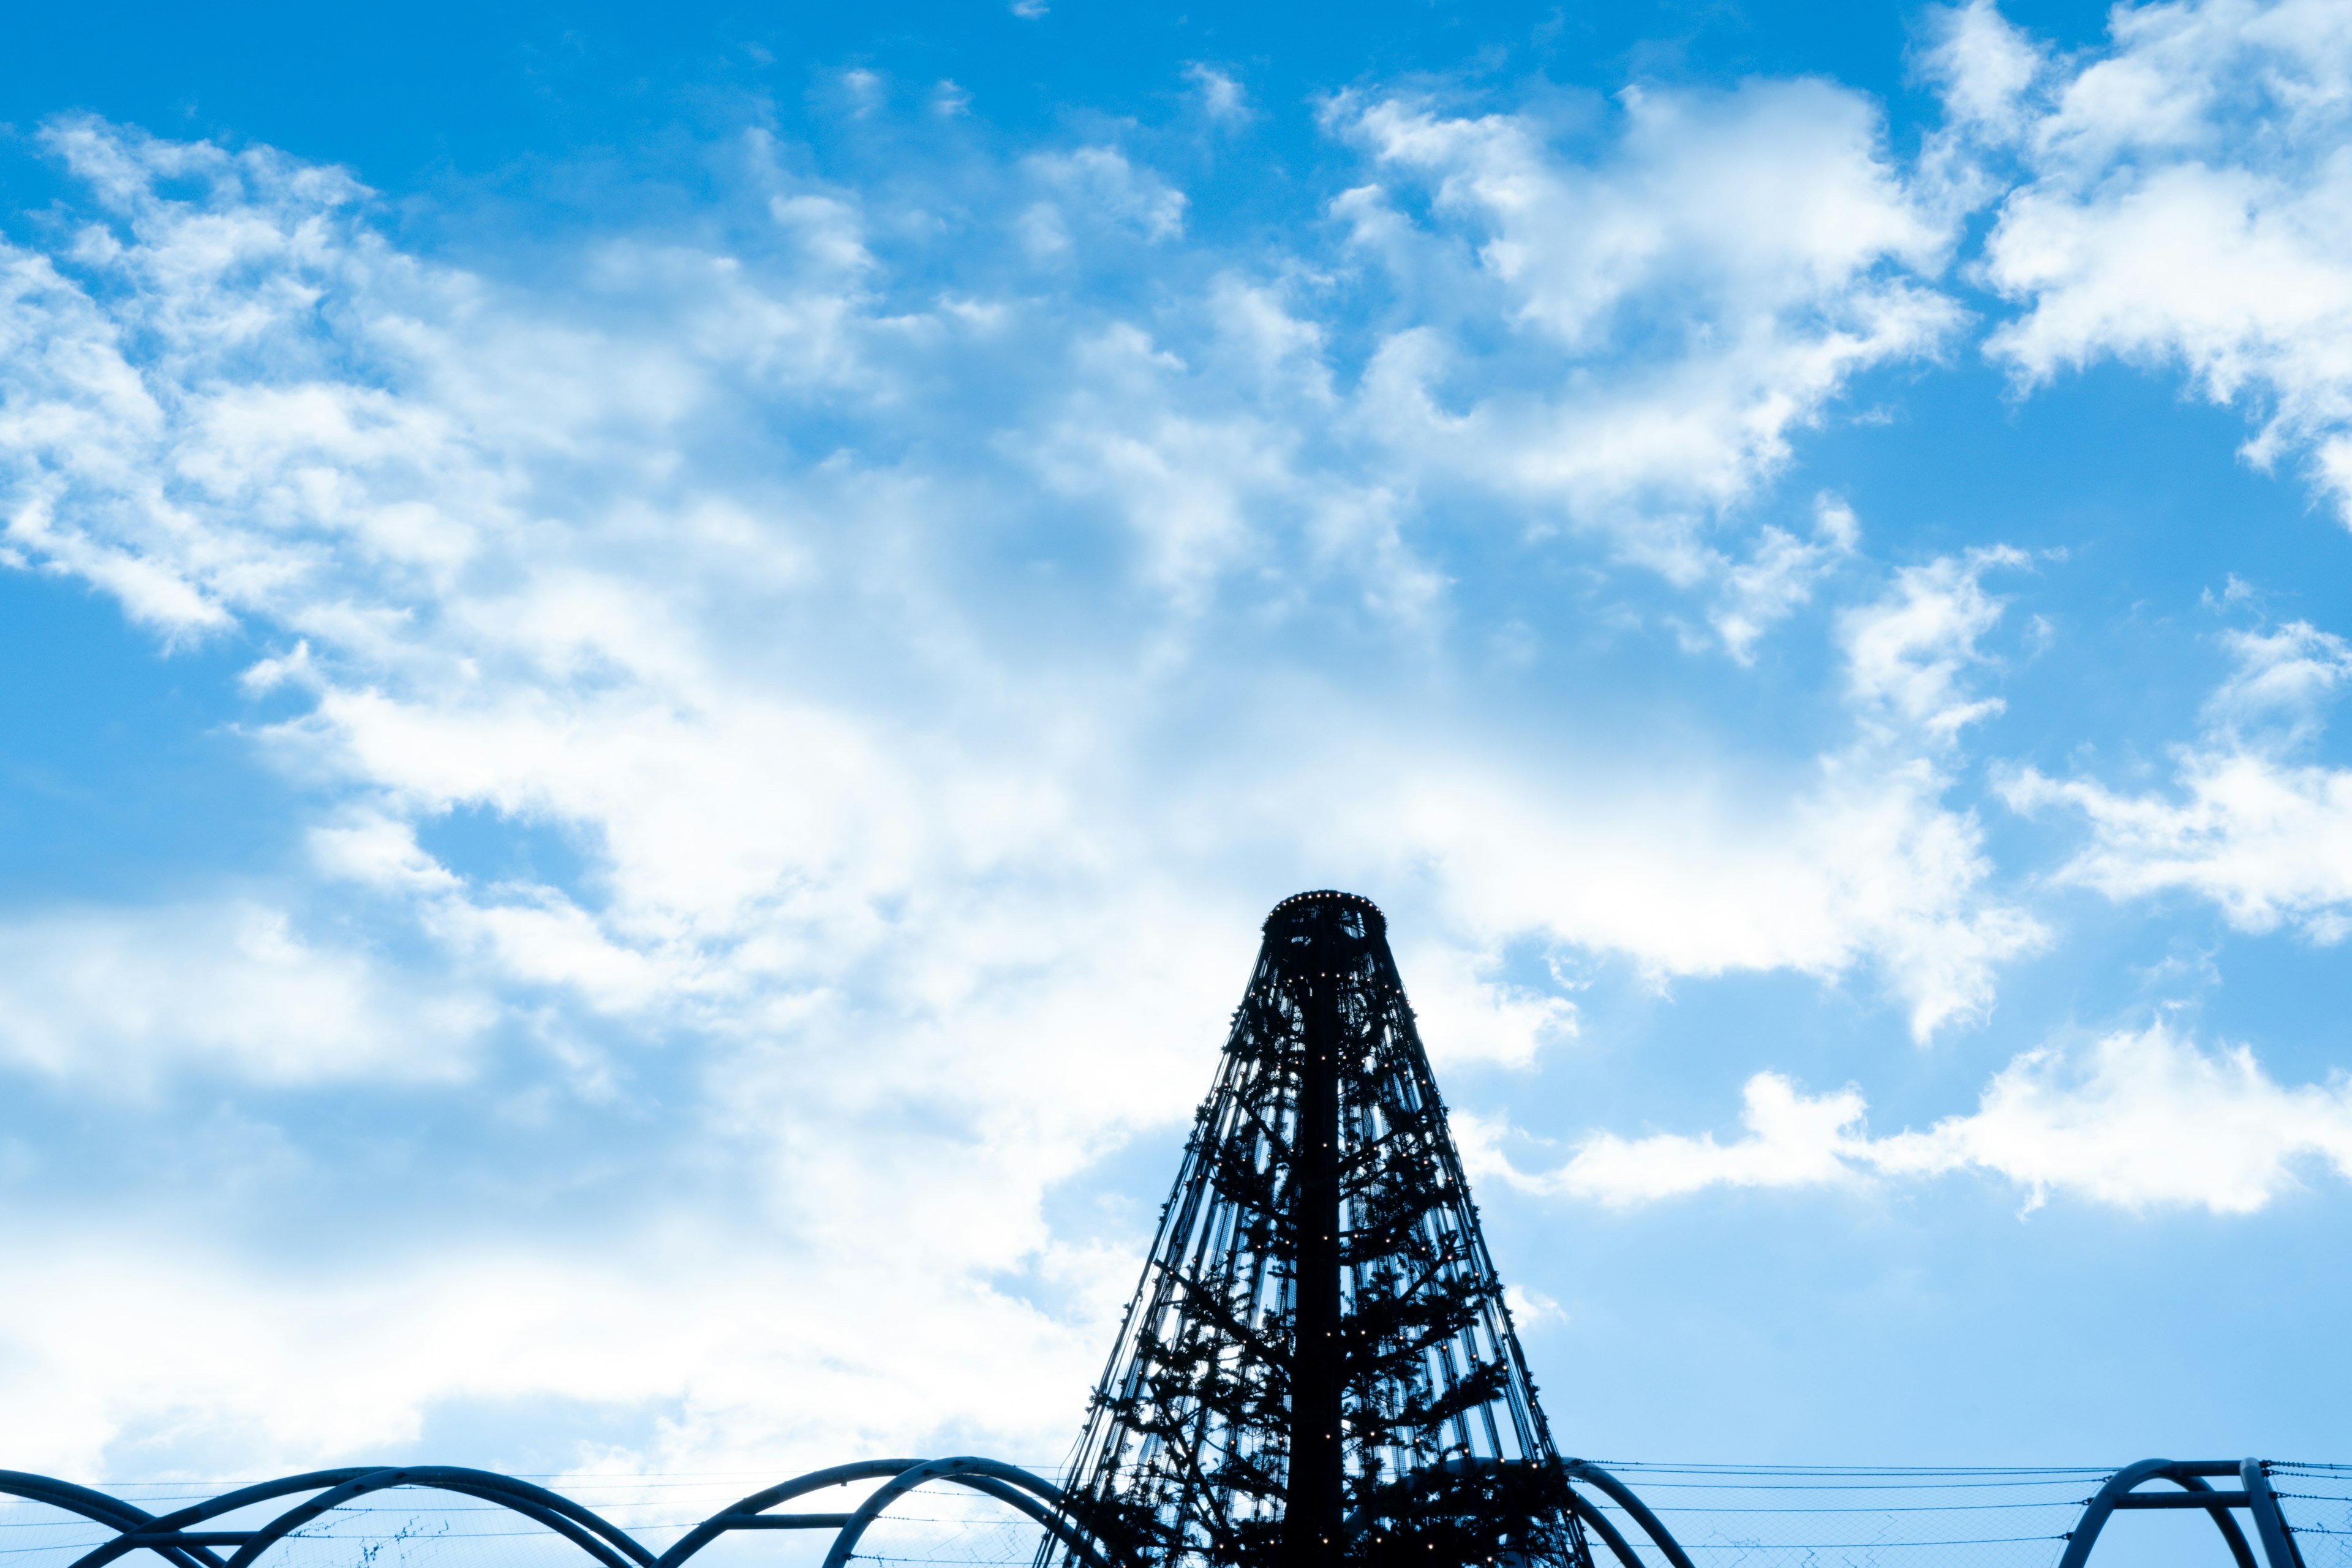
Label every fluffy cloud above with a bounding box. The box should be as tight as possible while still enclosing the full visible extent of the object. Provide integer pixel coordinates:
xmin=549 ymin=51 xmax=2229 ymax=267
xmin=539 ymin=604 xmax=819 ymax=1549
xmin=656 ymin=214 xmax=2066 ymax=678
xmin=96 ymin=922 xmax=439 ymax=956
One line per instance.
xmin=1482 ymin=1021 xmax=2352 ymax=1213
xmin=1332 ymin=81 xmax=1961 ymax=578
xmin=1712 ymin=494 xmax=1860 ymax=663
xmin=0 ymin=100 xmax=2041 ymax=1476
xmin=0 ymin=903 xmax=488 ymax=1086
xmin=2007 ymin=747 xmax=2352 ymax=939
xmin=0 ymin=113 xmax=2026 ymax=1054
xmin=1949 ymin=0 xmax=2352 ymax=518
xmin=1304 ymin=543 xmax=2043 ymax=1044
xmin=2004 ymin=617 xmax=2352 ymax=940
xmin=0 ymin=1234 xmax=1112 ymax=1481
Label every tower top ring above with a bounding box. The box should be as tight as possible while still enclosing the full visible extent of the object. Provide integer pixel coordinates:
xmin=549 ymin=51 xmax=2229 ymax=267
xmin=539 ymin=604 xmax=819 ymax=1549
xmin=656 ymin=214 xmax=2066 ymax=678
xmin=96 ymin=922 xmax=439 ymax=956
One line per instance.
xmin=1262 ymin=889 xmax=1385 ymax=938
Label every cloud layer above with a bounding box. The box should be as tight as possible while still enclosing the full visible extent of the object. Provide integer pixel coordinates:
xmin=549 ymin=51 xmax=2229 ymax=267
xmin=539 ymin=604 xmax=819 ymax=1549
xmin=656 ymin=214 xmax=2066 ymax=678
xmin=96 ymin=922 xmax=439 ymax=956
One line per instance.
xmin=1481 ymin=1020 xmax=2352 ymax=1215
xmin=6 ymin=0 xmax=2352 ymax=1478
xmin=1954 ymin=0 xmax=2352 ymax=516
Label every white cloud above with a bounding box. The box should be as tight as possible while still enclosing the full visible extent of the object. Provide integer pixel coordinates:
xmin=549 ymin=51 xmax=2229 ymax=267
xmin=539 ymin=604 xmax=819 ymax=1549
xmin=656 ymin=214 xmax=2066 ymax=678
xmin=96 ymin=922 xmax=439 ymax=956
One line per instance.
xmin=0 ymin=1235 xmax=1112 ymax=1481
xmin=1713 ymin=492 xmax=1860 ymax=661
xmin=0 ymin=903 xmax=488 ymax=1085
xmin=1840 ymin=546 xmax=2026 ymax=742
xmin=1920 ymin=0 xmax=2047 ymax=140
xmin=2003 ymin=616 xmax=2352 ymax=940
xmin=0 ymin=108 xmax=2070 ymax=1476
xmin=1333 ymin=81 xmax=1962 ymax=576
xmin=2206 ymin=619 xmax=2352 ymax=731
xmin=1186 ymin=64 xmax=1248 ymax=123
xmin=1344 ymin=548 xmax=2039 ymax=1046
xmin=0 ymin=118 xmax=2052 ymax=1069
xmin=1962 ymin=0 xmax=2352 ymax=519
xmin=1395 ymin=941 xmax=1579 ymax=1069
xmin=1025 ymin=147 xmax=1189 ymax=244
xmin=1484 ymin=1022 xmax=2352 ymax=1214
xmin=2005 ymin=746 xmax=2352 ymax=939
xmin=1542 ymin=1072 xmax=1871 ymax=1204
xmin=1869 ymin=1020 xmax=2352 ymax=1212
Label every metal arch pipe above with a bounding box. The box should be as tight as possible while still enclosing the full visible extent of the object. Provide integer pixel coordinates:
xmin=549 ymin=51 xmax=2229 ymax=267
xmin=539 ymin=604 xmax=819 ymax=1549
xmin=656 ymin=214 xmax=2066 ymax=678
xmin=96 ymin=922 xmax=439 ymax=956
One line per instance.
xmin=1336 ymin=1453 xmax=1640 ymax=1566
xmin=55 ymin=1466 xmax=642 ymax=1568
xmin=2242 ymin=1459 xmax=2307 ymax=1568
xmin=652 ymin=1459 xmax=924 ymax=1568
xmin=815 ymin=1457 xmax=1114 ymax=1568
xmin=937 ymin=1474 xmax=1111 ymax=1557
xmin=0 ymin=1471 xmax=221 ymax=1568
xmin=0 ymin=1472 xmax=166 ymax=1532
xmin=2057 ymin=1460 xmax=2249 ymax=1568
xmin=385 ymin=1471 xmax=651 ymax=1566
xmin=1559 ymin=1460 xmax=1699 ymax=1568
xmin=62 ymin=1469 xmax=380 ymax=1568
xmin=372 ymin=1473 xmax=643 ymax=1568
xmin=1558 ymin=1479 xmax=1653 ymax=1568
xmin=211 ymin=1468 xmax=649 ymax=1568
xmin=2162 ymin=1471 xmax=2261 ymax=1568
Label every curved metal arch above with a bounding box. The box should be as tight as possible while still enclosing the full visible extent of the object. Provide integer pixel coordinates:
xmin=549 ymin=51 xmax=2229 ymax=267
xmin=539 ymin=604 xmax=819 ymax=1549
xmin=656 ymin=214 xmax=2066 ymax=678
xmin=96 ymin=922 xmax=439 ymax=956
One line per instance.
xmin=0 ymin=1471 xmax=219 ymax=1568
xmin=217 ymin=1468 xmax=651 ymax=1568
xmin=654 ymin=1458 xmax=923 ymax=1568
xmin=1559 ymin=1480 xmax=1655 ymax=1568
xmin=1559 ymin=1459 xmax=1700 ymax=1568
xmin=815 ymin=1457 xmax=1115 ymax=1568
xmin=2057 ymin=1460 xmax=2263 ymax=1568
xmin=2175 ymin=1471 xmax=2261 ymax=1568
xmin=48 ymin=1466 xmax=649 ymax=1568
xmin=66 ymin=1469 xmax=391 ymax=1568
xmin=1329 ymin=1453 xmax=1682 ymax=1568
xmin=2242 ymin=1460 xmax=2307 ymax=1568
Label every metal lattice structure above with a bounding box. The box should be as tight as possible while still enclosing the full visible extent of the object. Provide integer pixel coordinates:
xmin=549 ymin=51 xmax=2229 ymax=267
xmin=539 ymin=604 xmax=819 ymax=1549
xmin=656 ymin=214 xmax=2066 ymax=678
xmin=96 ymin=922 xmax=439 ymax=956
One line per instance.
xmin=1039 ymin=890 xmax=1579 ymax=1568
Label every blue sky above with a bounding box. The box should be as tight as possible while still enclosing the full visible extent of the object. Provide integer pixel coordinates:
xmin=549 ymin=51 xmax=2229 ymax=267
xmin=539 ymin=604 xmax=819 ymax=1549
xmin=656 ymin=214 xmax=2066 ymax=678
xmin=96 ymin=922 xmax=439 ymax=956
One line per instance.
xmin=2 ymin=0 xmax=2350 ymax=1499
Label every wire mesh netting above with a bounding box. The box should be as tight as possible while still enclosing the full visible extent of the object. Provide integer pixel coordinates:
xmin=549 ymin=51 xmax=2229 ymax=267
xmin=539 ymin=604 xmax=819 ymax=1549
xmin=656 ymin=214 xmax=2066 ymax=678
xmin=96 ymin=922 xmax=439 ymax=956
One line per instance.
xmin=2273 ymin=1464 xmax=2352 ymax=1568
xmin=1577 ymin=1464 xmax=2107 ymax=1568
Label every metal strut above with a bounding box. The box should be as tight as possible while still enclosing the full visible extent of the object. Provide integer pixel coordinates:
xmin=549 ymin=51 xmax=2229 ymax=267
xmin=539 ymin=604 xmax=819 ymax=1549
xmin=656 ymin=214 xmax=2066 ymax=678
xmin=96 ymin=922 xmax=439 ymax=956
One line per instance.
xmin=1286 ymin=964 xmax=1343 ymax=1568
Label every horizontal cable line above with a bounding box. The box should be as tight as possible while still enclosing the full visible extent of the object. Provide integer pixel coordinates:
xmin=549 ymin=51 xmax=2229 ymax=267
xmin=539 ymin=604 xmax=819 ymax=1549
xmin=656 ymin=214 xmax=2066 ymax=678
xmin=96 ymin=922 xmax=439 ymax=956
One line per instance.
xmin=0 ymin=1501 xmax=886 ymax=1521
xmin=1596 ymin=1464 xmax=2109 ymax=1475
xmin=1670 ymin=1536 xmax=2071 ymax=1549
xmin=1587 ymin=1480 xmax=2106 ymax=1493
xmin=1629 ymin=1501 xmax=2085 ymax=1515
xmin=69 ymin=1485 xmax=978 ymax=1495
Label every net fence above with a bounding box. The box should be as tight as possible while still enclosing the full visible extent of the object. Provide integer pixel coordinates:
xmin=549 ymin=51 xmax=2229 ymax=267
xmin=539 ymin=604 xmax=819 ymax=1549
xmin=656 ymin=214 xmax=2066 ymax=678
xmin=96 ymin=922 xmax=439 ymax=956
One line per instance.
xmin=1578 ymin=1464 xmax=2103 ymax=1568
xmin=3 ymin=1462 xmax=2340 ymax=1568
xmin=2273 ymin=1464 xmax=2352 ymax=1568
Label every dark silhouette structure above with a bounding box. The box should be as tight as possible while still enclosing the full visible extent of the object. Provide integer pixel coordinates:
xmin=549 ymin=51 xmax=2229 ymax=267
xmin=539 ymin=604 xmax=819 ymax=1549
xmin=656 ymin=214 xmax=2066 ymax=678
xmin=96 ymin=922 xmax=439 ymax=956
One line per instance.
xmin=1040 ymin=891 xmax=1581 ymax=1568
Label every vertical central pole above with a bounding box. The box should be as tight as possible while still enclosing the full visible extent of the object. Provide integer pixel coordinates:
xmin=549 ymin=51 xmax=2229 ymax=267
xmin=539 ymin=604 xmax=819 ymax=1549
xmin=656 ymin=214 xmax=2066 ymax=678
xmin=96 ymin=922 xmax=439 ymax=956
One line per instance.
xmin=1287 ymin=967 xmax=1343 ymax=1568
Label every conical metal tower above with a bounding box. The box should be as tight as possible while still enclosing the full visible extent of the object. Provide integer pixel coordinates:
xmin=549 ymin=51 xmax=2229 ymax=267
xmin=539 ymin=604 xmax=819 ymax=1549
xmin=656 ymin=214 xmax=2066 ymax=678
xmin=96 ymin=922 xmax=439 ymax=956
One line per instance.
xmin=1045 ymin=891 xmax=1586 ymax=1568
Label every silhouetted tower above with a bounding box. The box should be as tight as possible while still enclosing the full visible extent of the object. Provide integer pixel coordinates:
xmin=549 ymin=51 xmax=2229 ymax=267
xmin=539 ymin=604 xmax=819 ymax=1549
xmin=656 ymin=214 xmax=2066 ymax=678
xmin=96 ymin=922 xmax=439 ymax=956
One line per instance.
xmin=1044 ymin=892 xmax=1586 ymax=1568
